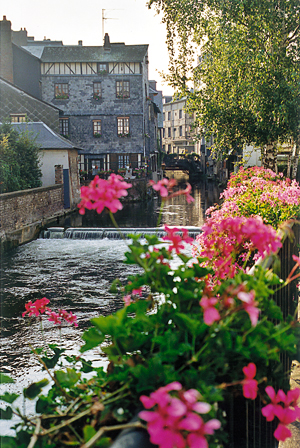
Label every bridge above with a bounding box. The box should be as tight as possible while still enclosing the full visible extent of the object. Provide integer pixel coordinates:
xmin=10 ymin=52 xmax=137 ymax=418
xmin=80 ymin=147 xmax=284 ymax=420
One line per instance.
xmin=161 ymin=154 xmax=203 ymax=182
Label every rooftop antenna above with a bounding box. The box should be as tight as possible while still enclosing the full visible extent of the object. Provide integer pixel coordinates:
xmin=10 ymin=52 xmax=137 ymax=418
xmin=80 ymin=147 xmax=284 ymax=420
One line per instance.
xmin=102 ymin=9 xmax=119 ymax=42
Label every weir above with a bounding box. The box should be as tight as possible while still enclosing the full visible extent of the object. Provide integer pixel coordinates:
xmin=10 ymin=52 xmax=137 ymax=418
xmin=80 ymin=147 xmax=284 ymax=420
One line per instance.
xmin=40 ymin=227 xmax=202 ymax=240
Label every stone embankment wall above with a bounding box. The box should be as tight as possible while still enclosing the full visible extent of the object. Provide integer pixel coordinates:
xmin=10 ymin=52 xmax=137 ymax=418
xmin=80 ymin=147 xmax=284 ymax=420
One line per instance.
xmin=0 ymin=185 xmax=65 ymax=250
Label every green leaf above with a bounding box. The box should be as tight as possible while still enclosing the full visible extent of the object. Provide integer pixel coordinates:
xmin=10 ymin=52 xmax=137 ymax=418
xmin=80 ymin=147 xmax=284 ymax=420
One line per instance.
xmin=0 ymin=392 xmax=19 ymax=404
xmin=0 ymin=373 xmax=14 ymax=384
xmin=81 ymin=327 xmax=105 ymax=352
xmin=24 ymin=379 xmax=49 ymax=399
xmin=0 ymin=406 xmax=13 ymax=420
xmin=55 ymin=368 xmax=81 ymax=388
xmin=83 ymin=425 xmax=96 ymax=442
xmin=109 ymin=278 xmax=121 ymax=293
xmin=173 ymin=313 xmax=207 ymax=337
xmin=0 ymin=436 xmax=17 ymax=447
xmin=41 ymin=348 xmax=65 ymax=369
xmin=36 ymin=396 xmax=52 ymax=414
xmin=81 ymin=360 xmax=94 ymax=373
xmin=91 ymin=307 xmax=127 ymax=336
xmin=193 ymin=264 xmax=210 ymax=278
xmin=95 ymin=437 xmax=111 ymax=448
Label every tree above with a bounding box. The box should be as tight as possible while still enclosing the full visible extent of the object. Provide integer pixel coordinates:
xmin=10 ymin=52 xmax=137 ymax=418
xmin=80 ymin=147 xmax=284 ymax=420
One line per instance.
xmin=149 ymin=0 xmax=300 ymax=171
xmin=0 ymin=123 xmax=42 ymax=193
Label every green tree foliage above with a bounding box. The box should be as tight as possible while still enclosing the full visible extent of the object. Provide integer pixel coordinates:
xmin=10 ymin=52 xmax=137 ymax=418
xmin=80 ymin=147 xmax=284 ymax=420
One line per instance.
xmin=149 ymin=0 xmax=300 ymax=170
xmin=0 ymin=123 xmax=42 ymax=193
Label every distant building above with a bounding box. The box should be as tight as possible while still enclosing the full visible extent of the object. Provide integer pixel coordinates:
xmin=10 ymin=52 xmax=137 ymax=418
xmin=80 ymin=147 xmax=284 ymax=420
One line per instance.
xmin=162 ymin=96 xmax=196 ymax=155
xmin=1 ymin=15 xmax=160 ymax=178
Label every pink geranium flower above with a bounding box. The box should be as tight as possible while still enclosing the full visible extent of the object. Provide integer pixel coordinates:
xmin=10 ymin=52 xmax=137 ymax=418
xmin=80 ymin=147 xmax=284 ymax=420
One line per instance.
xmin=242 ymin=363 xmax=258 ymax=400
xmin=139 ymin=382 xmax=220 ymax=448
xmin=149 ymin=178 xmax=177 ymax=197
xmin=149 ymin=178 xmax=194 ymax=203
xmin=163 ymin=226 xmax=194 ymax=254
xmin=261 ymin=385 xmax=300 ymax=442
xmin=22 ymin=297 xmax=50 ymax=317
xmin=199 ymin=296 xmax=220 ymax=325
xmin=237 ymin=291 xmax=260 ymax=326
xmin=46 ymin=309 xmax=78 ymax=327
xmin=47 ymin=311 xmax=62 ymax=325
xmin=78 ymin=174 xmax=132 ymax=215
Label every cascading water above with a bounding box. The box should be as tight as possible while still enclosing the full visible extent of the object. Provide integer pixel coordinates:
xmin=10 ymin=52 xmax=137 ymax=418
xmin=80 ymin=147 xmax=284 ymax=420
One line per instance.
xmin=40 ymin=227 xmax=202 ymax=240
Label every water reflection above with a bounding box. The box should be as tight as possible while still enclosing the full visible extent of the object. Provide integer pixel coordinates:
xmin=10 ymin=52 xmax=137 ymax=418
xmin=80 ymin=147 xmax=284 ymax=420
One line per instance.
xmin=51 ymin=181 xmax=222 ymax=229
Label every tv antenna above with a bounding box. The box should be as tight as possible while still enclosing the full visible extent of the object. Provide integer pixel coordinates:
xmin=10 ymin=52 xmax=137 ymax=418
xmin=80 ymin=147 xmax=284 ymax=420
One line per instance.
xmin=102 ymin=9 xmax=119 ymax=41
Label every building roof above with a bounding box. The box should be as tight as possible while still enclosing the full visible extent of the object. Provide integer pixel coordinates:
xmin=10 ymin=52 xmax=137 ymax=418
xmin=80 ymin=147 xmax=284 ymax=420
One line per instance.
xmin=0 ymin=76 xmax=61 ymax=111
xmin=22 ymin=43 xmax=149 ymax=63
xmin=10 ymin=122 xmax=82 ymax=150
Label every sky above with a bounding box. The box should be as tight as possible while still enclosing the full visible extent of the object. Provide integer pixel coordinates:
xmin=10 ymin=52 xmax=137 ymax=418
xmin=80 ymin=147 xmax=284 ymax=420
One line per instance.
xmin=0 ymin=0 xmax=174 ymax=95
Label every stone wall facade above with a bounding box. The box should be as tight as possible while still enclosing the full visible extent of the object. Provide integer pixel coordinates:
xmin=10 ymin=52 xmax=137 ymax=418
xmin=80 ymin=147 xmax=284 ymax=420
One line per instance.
xmin=41 ymin=74 xmax=145 ymax=155
xmin=0 ymin=185 xmax=64 ymax=249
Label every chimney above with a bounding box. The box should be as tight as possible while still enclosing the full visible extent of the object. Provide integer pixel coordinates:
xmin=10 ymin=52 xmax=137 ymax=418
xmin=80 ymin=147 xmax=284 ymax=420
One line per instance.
xmin=12 ymin=27 xmax=28 ymax=46
xmin=103 ymin=33 xmax=111 ymax=51
xmin=0 ymin=16 xmax=14 ymax=83
xmin=78 ymin=40 xmax=82 ymax=46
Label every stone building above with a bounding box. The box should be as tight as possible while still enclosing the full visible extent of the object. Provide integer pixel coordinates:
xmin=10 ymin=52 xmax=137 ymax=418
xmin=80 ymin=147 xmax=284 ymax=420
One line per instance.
xmin=16 ymin=29 xmax=154 ymax=173
xmin=1 ymin=15 xmax=159 ymax=176
xmin=162 ymin=96 xmax=196 ymax=155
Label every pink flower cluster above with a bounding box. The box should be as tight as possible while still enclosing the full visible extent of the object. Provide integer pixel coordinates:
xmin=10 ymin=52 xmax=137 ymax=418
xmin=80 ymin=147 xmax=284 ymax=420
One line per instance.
xmin=78 ymin=174 xmax=132 ymax=215
xmin=139 ymin=382 xmax=221 ymax=448
xmin=149 ymin=178 xmax=194 ymax=204
xmin=262 ymin=386 xmax=300 ymax=441
xmin=240 ymin=363 xmax=300 ymax=442
xmin=163 ymin=226 xmax=194 ymax=254
xmin=46 ymin=309 xmax=78 ymax=327
xmin=196 ymin=216 xmax=282 ymax=278
xmin=222 ymin=167 xmax=300 ymax=227
xmin=199 ymin=287 xmax=260 ymax=327
xmin=22 ymin=297 xmax=50 ymax=317
xmin=22 ymin=298 xmax=78 ymax=327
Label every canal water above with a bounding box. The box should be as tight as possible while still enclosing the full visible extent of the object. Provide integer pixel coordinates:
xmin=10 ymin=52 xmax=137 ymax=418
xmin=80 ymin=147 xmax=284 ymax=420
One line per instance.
xmin=0 ymin=181 xmax=221 ymax=434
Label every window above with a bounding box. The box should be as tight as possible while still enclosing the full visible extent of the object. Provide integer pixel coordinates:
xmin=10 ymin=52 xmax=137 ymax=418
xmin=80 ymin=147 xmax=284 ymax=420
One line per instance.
xmin=179 ymin=126 xmax=182 ymax=136
xmin=168 ymin=111 xmax=171 ymax=120
xmin=59 ymin=118 xmax=69 ymax=136
xmin=168 ymin=127 xmax=171 ymax=138
xmin=118 ymin=155 xmax=130 ymax=169
xmin=93 ymin=120 xmax=102 ymax=137
xmin=116 ymin=81 xmax=130 ymax=99
xmin=179 ymin=109 xmax=182 ymax=119
xmin=117 ymin=117 xmax=130 ymax=136
xmin=163 ymin=128 xmax=165 ymax=138
xmin=97 ymin=63 xmax=107 ymax=74
xmin=168 ymin=144 xmax=171 ymax=153
xmin=93 ymin=83 xmax=101 ymax=100
xmin=10 ymin=114 xmax=26 ymax=122
xmin=55 ymin=83 xmax=69 ymax=99
xmin=173 ymin=128 xmax=176 ymax=137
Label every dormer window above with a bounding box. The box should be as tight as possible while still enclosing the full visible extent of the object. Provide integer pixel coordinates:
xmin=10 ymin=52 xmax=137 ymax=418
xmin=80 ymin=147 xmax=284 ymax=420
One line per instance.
xmin=10 ymin=114 xmax=26 ymax=122
xmin=97 ymin=63 xmax=107 ymax=74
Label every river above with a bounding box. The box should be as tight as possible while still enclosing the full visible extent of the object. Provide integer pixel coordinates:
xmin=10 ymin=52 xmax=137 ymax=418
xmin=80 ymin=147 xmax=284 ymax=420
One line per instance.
xmin=0 ymin=181 xmax=221 ymax=435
